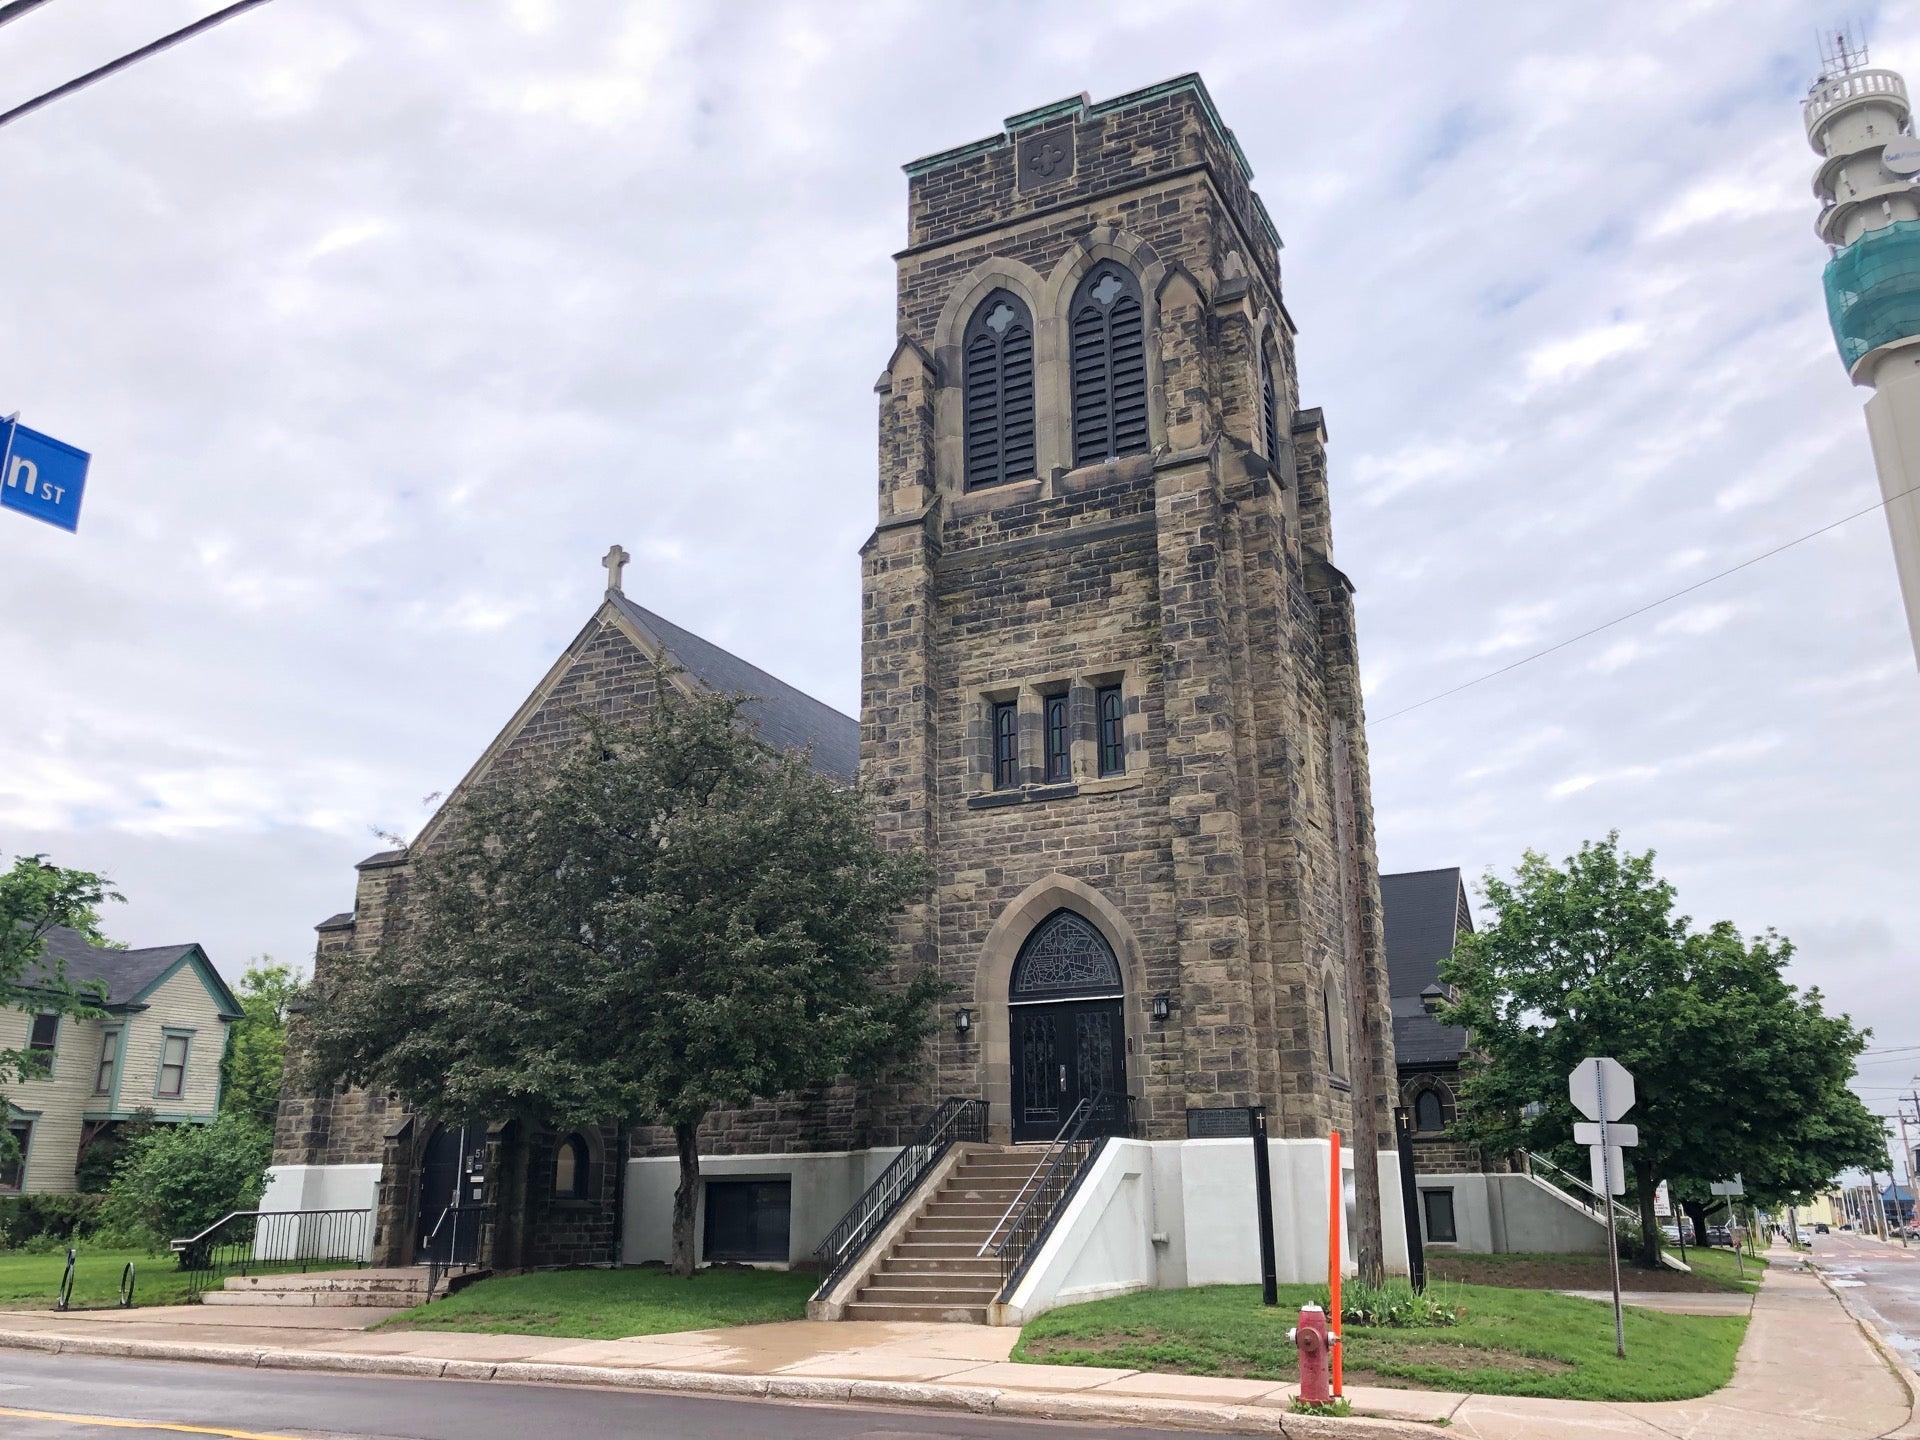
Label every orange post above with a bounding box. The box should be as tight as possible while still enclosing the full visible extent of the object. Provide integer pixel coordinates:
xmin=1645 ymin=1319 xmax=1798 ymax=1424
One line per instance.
xmin=1328 ymin=1128 xmax=1343 ymax=1397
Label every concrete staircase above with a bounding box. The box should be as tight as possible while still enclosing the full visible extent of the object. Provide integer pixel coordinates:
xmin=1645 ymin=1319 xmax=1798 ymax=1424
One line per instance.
xmin=201 ymin=1268 xmax=448 ymax=1308
xmin=842 ymin=1145 xmax=1044 ymax=1323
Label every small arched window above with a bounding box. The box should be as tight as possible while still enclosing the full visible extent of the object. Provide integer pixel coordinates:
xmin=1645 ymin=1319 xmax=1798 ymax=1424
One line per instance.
xmin=1258 ymin=345 xmax=1281 ymax=462
xmin=554 ymin=1133 xmax=589 ymax=1199
xmin=1322 ymin=977 xmax=1347 ymax=1079
xmin=1414 ymin=1089 xmax=1446 ymax=1133
xmin=1069 ymin=264 xmax=1149 ymax=466
xmin=963 ymin=291 xmax=1036 ymax=488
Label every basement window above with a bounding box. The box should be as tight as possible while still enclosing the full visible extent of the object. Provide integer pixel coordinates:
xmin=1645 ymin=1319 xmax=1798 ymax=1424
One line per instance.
xmin=703 ymin=1179 xmax=791 ymax=1264
xmin=1422 ymin=1188 xmax=1458 ymax=1244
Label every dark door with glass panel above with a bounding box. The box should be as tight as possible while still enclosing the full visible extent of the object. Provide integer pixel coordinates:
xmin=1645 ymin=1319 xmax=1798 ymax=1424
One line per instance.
xmin=1007 ymin=909 xmax=1128 ymax=1143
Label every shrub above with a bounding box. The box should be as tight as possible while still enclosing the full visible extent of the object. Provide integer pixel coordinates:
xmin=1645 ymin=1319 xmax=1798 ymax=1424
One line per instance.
xmin=1319 ymin=1276 xmax=1460 ymax=1328
xmin=100 ymin=1114 xmax=271 ymax=1260
xmin=0 ymin=1192 xmax=105 ymax=1249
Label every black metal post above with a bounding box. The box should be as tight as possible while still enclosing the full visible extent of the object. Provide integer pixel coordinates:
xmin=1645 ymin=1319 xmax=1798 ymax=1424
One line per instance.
xmin=1251 ymin=1106 xmax=1278 ymax=1306
xmin=1395 ymin=1106 xmax=1426 ymax=1294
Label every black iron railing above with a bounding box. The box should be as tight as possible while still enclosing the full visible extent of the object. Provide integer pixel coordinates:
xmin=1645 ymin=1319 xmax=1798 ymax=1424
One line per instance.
xmin=423 ymin=1202 xmax=492 ymax=1300
xmin=171 ymin=1208 xmax=370 ymax=1300
xmin=811 ymin=1097 xmax=988 ymax=1299
xmin=985 ymin=1097 xmax=1102 ymax=1298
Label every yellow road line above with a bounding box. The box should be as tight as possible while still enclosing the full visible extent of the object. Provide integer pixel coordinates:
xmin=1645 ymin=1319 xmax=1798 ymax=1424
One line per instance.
xmin=0 ymin=1404 xmax=304 ymax=1440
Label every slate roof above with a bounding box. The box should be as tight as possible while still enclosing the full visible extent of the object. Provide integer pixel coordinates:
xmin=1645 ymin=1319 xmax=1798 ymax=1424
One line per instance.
xmin=612 ymin=594 xmax=860 ymax=783
xmin=23 ymin=924 xmax=241 ymax=1016
xmin=1382 ymin=867 xmax=1473 ymax=1068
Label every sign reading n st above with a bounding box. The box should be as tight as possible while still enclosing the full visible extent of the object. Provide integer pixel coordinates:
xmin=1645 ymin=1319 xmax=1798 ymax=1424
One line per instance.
xmin=1 ymin=417 xmax=90 ymax=532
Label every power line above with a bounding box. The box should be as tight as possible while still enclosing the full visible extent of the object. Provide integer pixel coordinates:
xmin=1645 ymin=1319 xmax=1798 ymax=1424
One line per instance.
xmin=0 ymin=1 xmax=57 ymax=30
xmin=1373 ymin=480 xmax=1919 ymax=725
xmin=0 ymin=0 xmax=274 ymax=134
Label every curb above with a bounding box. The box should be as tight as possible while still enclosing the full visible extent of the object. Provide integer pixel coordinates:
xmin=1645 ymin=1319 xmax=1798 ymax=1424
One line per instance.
xmin=0 ymin=1329 xmax=1443 ymax=1437
xmin=1804 ymin=1264 xmax=1920 ymax=1439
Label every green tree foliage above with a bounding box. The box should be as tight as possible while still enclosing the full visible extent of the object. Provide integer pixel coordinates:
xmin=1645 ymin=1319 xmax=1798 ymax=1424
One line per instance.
xmin=299 ymin=693 xmax=940 ymax=1275
xmin=2 ymin=854 xmax=120 ymax=1176
xmin=219 ymin=960 xmax=304 ymax=1128
xmin=1443 ymin=835 xmax=1885 ymax=1266
xmin=101 ymin=1113 xmax=272 ymax=1256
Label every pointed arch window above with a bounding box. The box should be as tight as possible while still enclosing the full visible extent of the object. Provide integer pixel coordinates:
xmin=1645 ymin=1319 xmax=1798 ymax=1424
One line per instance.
xmin=963 ymin=291 xmax=1037 ymax=488
xmin=1011 ymin=910 xmax=1122 ymax=1002
xmin=1414 ymin=1089 xmax=1446 ymax=1133
xmin=1070 ymin=264 xmax=1148 ymax=466
xmin=1258 ymin=345 xmax=1281 ymax=462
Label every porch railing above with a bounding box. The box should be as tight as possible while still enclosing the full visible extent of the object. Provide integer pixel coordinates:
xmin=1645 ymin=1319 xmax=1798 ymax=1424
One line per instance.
xmin=1525 ymin=1150 xmax=1637 ymax=1228
xmin=811 ymin=1097 xmax=988 ymax=1299
xmin=423 ymin=1202 xmax=493 ymax=1300
xmin=985 ymin=1097 xmax=1103 ymax=1299
xmin=170 ymin=1207 xmax=370 ymax=1301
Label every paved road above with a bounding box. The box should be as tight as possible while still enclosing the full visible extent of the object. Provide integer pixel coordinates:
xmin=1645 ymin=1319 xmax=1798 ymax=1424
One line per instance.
xmin=1809 ymin=1229 xmax=1920 ymax=1371
xmin=0 ymin=1350 xmax=1256 ymax=1440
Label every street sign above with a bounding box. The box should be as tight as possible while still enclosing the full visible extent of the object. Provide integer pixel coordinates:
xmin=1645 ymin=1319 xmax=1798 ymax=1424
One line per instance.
xmin=1589 ymin=1144 xmax=1627 ymax=1196
xmin=1570 ymin=1057 xmax=1635 ymax=1122
xmin=1711 ymin=1176 xmax=1745 ymax=1197
xmin=1574 ymin=1121 xmax=1638 ymax=1147
xmin=0 ymin=418 xmax=89 ymax=532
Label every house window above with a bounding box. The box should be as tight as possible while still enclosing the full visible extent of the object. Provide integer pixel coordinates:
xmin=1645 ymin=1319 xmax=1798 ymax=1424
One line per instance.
xmin=1096 ymin=685 xmax=1125 ymax=776
xmin=1043 ymin=694 xmax=1070 ymax=782
xmin=95 ymin=1028 xmax=120 ymax=1096
xmin=1414 ymin=1089 xmax=1446 ymax=1133
xmin=992 ymin=701 xmax=1019 ymax=789
xmin=554 ymin=1133 xmax=589 ymax=1200
xmin=962 ymin=290 xmax=1037 ymax=488
xmin=157 ymin=1032 xmax=190 ymax=1100
xmin=25 ymin=1013 xmax=57 ymax=1076
xmin=1069 ymin=264 xmax=1148 ymax=466
xmin=1 ymin=1121 xmax=29 ymax=1191
xmin=703 ymin=1178 xmax=791 ymax=1263
xmin=1422 ymin=1188 xmax=1458 ymax=1243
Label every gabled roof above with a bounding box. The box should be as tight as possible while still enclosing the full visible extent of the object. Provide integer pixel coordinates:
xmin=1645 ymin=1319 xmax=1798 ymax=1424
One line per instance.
xmin=24 ymin=924 xmax=242 ymax=1019
xmin=1382 ymin=867 xmax=1474 ymax=1068
xmin=611 ymin=593 xmax=859 ymax=783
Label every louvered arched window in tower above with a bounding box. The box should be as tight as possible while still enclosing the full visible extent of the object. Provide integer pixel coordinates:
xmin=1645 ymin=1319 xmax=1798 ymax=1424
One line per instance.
xmin=1259 ymin=346 xmax=1281 ymax=463
xmin=963 ymin=291 xmax=1037 ymax=488
xmin=1070 ymin=264 xmax=1149 ymax=466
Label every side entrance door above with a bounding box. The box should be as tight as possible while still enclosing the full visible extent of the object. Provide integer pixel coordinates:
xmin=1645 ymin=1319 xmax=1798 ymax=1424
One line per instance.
xmin=1010 ymin=998 xmax=1125 ymax=1143
xmin=415 ymin=1122 xmax=487 ymax=1264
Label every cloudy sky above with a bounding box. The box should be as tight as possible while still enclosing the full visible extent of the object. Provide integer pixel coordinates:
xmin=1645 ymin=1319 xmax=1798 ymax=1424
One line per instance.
xmin=2 ymin=1 xmax=1916 ymax=1163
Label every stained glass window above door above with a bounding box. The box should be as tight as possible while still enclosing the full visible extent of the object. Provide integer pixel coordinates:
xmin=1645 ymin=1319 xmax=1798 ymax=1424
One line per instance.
xmin=1011 ymin=909 xmax=1122 ymax=1001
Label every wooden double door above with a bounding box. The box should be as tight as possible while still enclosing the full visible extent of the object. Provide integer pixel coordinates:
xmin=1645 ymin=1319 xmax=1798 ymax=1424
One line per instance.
xmin=1010 ymin=998 xmax=1126 ymax=1144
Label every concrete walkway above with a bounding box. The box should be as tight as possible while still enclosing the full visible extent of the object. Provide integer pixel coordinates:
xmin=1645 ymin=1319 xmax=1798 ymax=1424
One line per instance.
xmin=0 ymin=1247 xmax=1912 ymax=1438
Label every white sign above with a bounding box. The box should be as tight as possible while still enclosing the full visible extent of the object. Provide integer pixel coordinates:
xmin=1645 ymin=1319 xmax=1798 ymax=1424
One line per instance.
xmin=1590 ymin=1145 xmax=1627 ymax=1196
xmin=1574 ymin=1121 xmax=1638 ymax=1148
xmin=1711 ymin=1176 xmax=1745 ymax=1196
xmin=1570 ymin=1057 xmax=1635 ymax=1122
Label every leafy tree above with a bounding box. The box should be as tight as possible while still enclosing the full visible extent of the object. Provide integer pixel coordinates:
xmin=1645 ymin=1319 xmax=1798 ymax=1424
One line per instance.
xmin=2 ymin=855 xmax=120 ymax=1176
xmin=220 ymin=959 xmax=304 ymax=1128
xmin=101 ymin=1113 xmax=272 ymax=1257
xmin=299 ymin=693 xmax=939 ymax=1275
xmin=1443 ymin=835 xmax=1885 ymax=1266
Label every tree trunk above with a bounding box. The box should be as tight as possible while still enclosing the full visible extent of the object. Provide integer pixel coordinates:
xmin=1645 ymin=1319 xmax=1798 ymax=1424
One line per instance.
xmin=1684 ymin=1197 xmax=1709 ymax=1248
xmin=671 ymin=1118 xmax=702 ymax=1278
xmin=1632 ymin=1151 xmax=1662 ymax=1268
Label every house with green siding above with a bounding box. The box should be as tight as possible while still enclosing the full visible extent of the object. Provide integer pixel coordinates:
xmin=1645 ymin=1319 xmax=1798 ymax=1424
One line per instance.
xmin=2 ymin=925 xmax=242 ymax=1194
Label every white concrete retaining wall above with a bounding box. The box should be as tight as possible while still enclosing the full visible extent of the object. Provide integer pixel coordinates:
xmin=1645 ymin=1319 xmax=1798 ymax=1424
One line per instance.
xmin=620 ymin=1148 xmax=900 ymax=1267
xmin=255 ymin=1163 xmax=381 ymax=1262
xmin=1413 ymin=1171 xmax=1609 ymax=1255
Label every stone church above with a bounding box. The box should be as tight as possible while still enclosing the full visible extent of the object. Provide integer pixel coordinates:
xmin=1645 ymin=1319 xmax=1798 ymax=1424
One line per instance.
xmin=271 ymin=74 xmax=1409 ymax=1318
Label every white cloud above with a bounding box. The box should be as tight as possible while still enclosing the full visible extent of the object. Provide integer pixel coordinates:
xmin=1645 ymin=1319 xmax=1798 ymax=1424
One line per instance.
xmin=1521 ymin=321 xmax=1651 ymax=391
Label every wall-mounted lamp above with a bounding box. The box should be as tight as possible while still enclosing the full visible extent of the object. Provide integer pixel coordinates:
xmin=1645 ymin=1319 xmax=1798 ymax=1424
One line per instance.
xmin=955 ymin=1007 xmax=973 ymax=1036
xmin=1151 ymin=993 xmax=1171 ymax=1024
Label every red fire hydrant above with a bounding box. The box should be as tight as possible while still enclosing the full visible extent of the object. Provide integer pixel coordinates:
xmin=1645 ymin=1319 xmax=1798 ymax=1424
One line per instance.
xmin=1289 ymin=1302 xmax=1332 ymax=1403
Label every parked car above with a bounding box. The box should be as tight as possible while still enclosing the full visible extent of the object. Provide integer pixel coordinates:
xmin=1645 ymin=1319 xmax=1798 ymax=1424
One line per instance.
xmin=1706 ymin=1224 xmax=1733 ymax=1246
xmin=1814 ymin=1222 xmax=1830 ymax=1234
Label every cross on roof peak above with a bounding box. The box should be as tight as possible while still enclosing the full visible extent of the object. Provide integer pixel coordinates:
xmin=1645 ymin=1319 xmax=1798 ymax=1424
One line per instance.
xmin=602 ymin=543 xmax=630 ymax=596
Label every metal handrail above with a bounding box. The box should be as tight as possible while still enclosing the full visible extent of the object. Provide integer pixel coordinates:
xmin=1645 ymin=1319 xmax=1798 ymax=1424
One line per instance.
xmin=1525 ymin=1150 xmax=1636 ymax=1226
xmin=1805 ymin=67 xmax=1909 ymax=136
xmin=169 ymin=1207 xmax=370 ymax=1300
xmin=811 ymin=1097 xmax=988 ymax=1298
xmin=423 ymin=1202 xmax=492 ymax=1300
xmin=986 ymin=1099 xmax=1101 ymax=1296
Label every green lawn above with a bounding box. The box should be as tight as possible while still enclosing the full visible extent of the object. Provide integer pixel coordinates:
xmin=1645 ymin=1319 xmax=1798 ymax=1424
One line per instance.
xmin=383 ymin=1266 xmax=818 ymax=1339
xmin=0 ymin=1248 xmax=188 ymax=1310
xmin=1013 ymin=1282 xmax=1749 ymax=1401
xmin=1676 ymin=1246 xmax=1768 ymax=1292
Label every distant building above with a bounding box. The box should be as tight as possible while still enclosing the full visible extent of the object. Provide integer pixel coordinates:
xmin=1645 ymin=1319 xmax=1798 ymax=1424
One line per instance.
xmin=2 ymin=925 xmax=241 ymax=1195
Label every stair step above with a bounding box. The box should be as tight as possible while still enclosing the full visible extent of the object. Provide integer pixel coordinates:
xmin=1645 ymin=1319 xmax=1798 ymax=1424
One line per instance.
xmin=859 ymin=1283 xmax=999 ymax=1304
xmin=202 ymin=1289 xmax=422 ymax=1309
xmin=841 ymin=1300 xmax=989 ymax=1324
xmin=879 ymin=1260 xmax=1002 ymax=1277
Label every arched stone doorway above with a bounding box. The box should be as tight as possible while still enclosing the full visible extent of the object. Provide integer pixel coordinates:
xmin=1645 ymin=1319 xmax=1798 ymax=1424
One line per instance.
xmin=415 ymin=1121 xmax=485 ymax=1264
xmin=1008 ymin=909 xmax=1127 ymax=1142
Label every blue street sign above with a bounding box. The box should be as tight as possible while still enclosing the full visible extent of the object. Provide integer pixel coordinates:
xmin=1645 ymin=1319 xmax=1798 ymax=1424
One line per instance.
xmin=1 ymin=418 xmax=90 ymax=533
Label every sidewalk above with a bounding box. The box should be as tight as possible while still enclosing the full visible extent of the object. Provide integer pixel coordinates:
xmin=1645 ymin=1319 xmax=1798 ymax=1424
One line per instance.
xmin=1 ymin=1249 xmax=1912 ymax=1439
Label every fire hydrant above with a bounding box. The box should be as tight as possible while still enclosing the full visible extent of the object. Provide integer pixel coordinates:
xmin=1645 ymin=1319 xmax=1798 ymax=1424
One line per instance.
xmin=1288 ymin=1302 xmax=1332 ymax=1403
